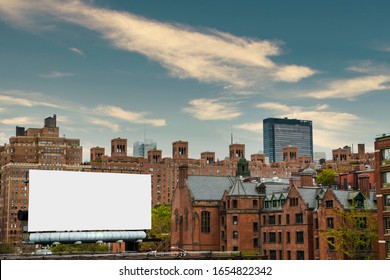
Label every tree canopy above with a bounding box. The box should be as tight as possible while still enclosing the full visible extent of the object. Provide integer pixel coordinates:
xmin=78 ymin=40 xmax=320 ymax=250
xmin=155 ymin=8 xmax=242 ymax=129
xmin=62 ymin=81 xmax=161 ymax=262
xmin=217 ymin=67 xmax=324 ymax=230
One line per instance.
xmin=316 ymin=168 xmax=336 ymax=186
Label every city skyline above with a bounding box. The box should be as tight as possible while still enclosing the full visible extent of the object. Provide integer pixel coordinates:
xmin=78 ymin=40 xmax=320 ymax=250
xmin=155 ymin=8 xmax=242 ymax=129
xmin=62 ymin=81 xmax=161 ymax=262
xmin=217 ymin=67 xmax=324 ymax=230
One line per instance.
xmin=1 ymin=0 xmax=390 ymax=161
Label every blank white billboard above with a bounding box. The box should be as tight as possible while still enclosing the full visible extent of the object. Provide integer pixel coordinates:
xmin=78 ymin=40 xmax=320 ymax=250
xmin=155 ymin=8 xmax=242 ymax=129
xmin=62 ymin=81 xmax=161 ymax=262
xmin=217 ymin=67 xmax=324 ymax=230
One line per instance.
xmin=28 ymin=170 xmax=151 ymax=232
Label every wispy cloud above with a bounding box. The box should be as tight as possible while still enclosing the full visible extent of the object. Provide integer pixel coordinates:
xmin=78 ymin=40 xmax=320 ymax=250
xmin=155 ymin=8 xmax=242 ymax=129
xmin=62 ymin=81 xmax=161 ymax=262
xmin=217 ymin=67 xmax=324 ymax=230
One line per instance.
xmin=95 ymin=105 xmax=166 ymax=127
xmin=69 ymin=47 xmax=85 ymax=56
xmin=182 ymin=98 xmax=241 ymax=121
xmin=233 ymin=122 xmax=263 ymax=132
xmin=301 ymin=75 xmax=390 ymax=100
xmin=0 ymin=90 xmax=60 ymax=108
xmin=39 ymin=71 xmax=74 ymax=78
xmin=0 ymin=116 xmax=40 ymax=126
xmin=0 ymin=0 xmax=316 ymax=91
xmin=87 ymin=118 xmax=119 ymax=132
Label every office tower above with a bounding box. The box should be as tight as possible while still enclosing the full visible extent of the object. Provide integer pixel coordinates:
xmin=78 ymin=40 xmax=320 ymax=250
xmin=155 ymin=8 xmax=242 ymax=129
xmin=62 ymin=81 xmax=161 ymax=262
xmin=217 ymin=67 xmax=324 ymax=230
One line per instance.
xmin=263 ymin=117 xmax=313 ymax=163
xmin=133 ymin=139 xmax=157 ymax=158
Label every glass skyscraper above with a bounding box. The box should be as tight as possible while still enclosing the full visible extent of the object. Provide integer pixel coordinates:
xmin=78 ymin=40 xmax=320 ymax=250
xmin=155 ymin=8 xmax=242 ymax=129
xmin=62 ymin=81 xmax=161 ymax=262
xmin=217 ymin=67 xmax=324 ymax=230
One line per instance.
xmin=263 ymin=118 xmax=313 ymax=163
xmin=133 ymin=139 xmax=157 ymax=157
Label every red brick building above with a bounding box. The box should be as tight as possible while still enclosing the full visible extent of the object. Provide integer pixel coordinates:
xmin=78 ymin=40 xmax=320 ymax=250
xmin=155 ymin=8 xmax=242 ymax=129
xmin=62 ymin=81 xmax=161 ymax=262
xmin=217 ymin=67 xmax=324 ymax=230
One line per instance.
xmin=0 ymin=115 xmax=83 ymax=246
xmin=375 ymin=133 xmax=390 ymax=259
xmin=171 ymin=164 xmax=378 ymax=259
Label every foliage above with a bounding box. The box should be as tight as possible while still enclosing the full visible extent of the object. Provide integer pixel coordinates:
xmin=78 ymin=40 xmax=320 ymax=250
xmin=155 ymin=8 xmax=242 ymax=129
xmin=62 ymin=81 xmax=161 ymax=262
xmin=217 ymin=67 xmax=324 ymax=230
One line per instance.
xmin=140 ymin=205 xmax=171 ymax=252
xmin=0 ymin=241 xmax=17 ymax=254
xmin=322 ymin=203 xmax=378 ymax=260
xmin=316 ymin=168 xmax=336 ymax=186
xmin=51 ymin=243 xmax=109 ymax=253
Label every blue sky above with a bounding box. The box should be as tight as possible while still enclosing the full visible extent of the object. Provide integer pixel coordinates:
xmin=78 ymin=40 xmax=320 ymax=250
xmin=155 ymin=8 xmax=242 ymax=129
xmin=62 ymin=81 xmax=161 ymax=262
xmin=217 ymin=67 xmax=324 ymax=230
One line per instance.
xmin=0 ymin=0 xmax=389 ymax=161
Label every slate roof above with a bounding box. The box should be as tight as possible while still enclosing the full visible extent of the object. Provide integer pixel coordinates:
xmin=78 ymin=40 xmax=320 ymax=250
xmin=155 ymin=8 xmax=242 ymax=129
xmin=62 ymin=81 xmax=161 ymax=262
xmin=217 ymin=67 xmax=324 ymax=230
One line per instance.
xmin=186 ymin=176 xmax=234 ymax=201
xmin=186 ymin=176 xmax=290 ymax=201
xmin=297 ymin=187 xmax=325 ymax=208
xmin=332 ymin=190 xmax=377 ymax=210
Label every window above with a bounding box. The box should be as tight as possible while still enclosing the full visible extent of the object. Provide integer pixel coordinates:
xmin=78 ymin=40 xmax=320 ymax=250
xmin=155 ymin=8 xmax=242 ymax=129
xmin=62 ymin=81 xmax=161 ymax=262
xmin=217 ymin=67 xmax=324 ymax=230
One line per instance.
xmin=278 ymin=232 xmax=282 ymax=243
xmin=233 ymin=246 xmax=238 ymax=251
xmin=326 ymin=200 xmax=334 ymax=208
xmin=316 ymin=237 xmax=319 ymax=249
xmin=297 ymin=251 xmax=305 ymax=260
xmin=382 ymin=148 xmax=390 ymax=166
xmin=315 ymin=218 xmax=319 ymax=229
xmin=232 ymin=200 xmax=238 ymax=208
xmin=221 ymin=231 xmax=225 ymax=240
xmin=233 ymin=231 xmax=238 ymax=239
xmin=385 ymin=195 xmax=390 ymax=211
xmin=253 ymin=238 xmax=259 ymax=248
xmin=263 ymin=215 xmax=266 ymax=225
xmin=296 ymin=231 xmax=304 ymax=243
xmin=278 ymin=215 xmax=282 ymax=225
xmin=328 ymin=237 xmax=335 ymax=250
xmin=387 ymin=241 xmax=390 ymax=259
xmin=270 ymin=250 xmax=277 ymax=260
xmin=382 ymin=172 xmax=390 ymax=188
xmin=253 ymin=222 xmax=259 ymax=232
xmin=287 ymin=232 xmax=291 ymax=243
xmin=233 ymin=215 xmax=238 ymax=225
xmin=201 ymin=211 xmax=210 ymax=233
xmin=269 ymin=232 xmax=276 ymax=243
xmin=263 ymin=232 xmax=267 ymax=243
xmin=290 ymin=197 xmax=299 ymax=206
xmin=221 ymin=216 xmax=225 ymax=226
xmin=296 ymin=213 xmax=303 ymax=224
xmin=279 ymin=250 xmax=283 ymax=260
xmin=287 ymin=250 xmax=291 ymax=260
xmin=269 ymin=215 xmax=275 ymax=225
xmin=286 ymin=214 xmax=290 ymax=224
xmin=327 ymin=217 xmax=334 ymax=229
xmin=253 ymin=199 xmax=258 ymax=208
xmin=385 ymin=217 xmax=390 ymax=235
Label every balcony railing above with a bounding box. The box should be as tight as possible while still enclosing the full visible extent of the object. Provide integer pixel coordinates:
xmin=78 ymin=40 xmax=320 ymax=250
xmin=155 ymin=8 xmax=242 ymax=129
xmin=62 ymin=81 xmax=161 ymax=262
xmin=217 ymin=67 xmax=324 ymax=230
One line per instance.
xmin=385 ymin=229 xmax=390 ymax=235
xmin=384 ymin=206 xmax=390 ymax=212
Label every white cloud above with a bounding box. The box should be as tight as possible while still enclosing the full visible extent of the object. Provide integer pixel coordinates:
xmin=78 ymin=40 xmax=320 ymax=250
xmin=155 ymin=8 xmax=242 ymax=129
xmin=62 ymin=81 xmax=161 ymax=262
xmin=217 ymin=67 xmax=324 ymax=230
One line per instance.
xmin=182 ymin=98 xmax=241 ymax=121
xmin=0 ymin=91 xmax=60 ymax=108
xmin=87 ymin=118 xmax=119 ymax=132
xmin=255 ymin=102 xmax=290 ymax=112
xmin=233 ymin=122 xmax=263 ymax=133
xmin=95 ymin=105 xmax=166 ymax=127
xmin=69 ymin=47 xmax=85 ymax=56
xmin=302 ymin=75 xmax=390 ymax=100
xmin=0 ymin=0 xmax=316 ymax=91
xmin=0 ymin=116 xmax=40 ymax=126
xmin=274 ymin=65 xmax=316 ymax=82
xmin=39 ymin=71 xmax=74 ymax=78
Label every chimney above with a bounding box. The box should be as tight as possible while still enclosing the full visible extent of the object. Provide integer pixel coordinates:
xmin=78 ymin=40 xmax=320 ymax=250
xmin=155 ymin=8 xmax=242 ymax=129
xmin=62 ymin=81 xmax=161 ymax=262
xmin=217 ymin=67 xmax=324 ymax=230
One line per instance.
xmin=358 ymin=174 xmax=370 ymax=197
xmin=178 ymin=165 xmax=188 ymax=189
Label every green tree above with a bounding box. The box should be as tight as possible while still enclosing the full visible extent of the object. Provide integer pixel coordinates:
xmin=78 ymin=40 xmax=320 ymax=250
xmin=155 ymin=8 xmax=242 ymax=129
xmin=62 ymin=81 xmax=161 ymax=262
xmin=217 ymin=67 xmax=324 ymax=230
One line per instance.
xmin=0 ymin=241 xmax=17 ymax=254
xmin=141 ymin=205 xmax=171 ymax=252
xmin=323 ymin=203 xmax=377 ymax=260
xmin=316 ymin=168 xmax=336 ymax=186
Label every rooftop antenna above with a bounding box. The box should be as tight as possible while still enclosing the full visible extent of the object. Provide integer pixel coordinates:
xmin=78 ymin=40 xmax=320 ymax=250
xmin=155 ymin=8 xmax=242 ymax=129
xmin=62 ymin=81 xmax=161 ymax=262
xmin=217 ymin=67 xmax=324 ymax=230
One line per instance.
xmin=231 ymin=125 xmax=233 ymax=145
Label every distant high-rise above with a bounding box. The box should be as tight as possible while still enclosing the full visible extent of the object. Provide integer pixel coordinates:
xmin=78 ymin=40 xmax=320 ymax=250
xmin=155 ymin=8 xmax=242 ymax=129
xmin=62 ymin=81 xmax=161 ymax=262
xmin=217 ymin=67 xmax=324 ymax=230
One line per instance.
xmin=133 ymin=139 xmax=157 ymax=157
xmin=263 ymin=117 xmax=313 ymax=163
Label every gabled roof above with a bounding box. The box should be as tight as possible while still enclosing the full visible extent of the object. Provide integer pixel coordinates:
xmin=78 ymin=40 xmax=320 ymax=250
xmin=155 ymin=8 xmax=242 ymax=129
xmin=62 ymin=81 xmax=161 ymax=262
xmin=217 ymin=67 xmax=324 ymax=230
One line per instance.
xmin=228 ymin=179 xmax=247 ymax=196
xmin=332 ymin=190 xmax=377 ymax=210
xmin=297 ymin=187 xmax=325 ymax=208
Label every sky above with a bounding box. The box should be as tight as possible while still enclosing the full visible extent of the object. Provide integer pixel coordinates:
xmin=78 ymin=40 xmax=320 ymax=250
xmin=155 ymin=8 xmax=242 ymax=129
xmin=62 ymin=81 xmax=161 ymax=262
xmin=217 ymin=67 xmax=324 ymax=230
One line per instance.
xmin=0 ymin=0 xmax=389 ymax=161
